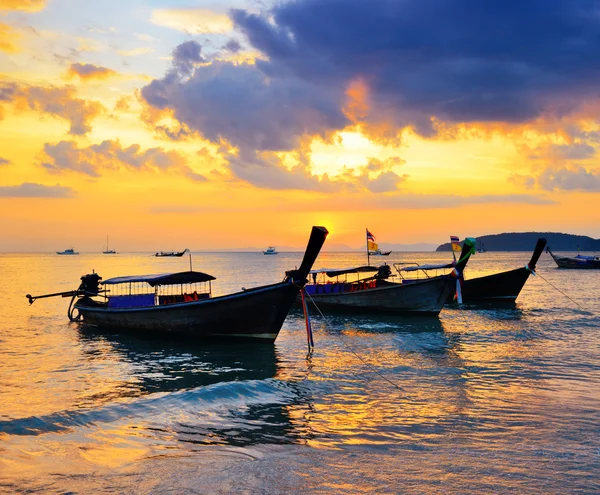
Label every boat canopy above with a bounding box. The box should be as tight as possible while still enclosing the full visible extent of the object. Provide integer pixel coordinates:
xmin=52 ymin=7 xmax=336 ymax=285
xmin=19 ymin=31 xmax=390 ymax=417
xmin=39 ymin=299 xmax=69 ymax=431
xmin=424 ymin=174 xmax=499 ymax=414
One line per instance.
xmin=102 ymin=271 xmax=216 ymax=286
xmin=310 ymin=266 xmax=379 ymax=278
xmin=397 ymin=262 xmax=455 ymax=272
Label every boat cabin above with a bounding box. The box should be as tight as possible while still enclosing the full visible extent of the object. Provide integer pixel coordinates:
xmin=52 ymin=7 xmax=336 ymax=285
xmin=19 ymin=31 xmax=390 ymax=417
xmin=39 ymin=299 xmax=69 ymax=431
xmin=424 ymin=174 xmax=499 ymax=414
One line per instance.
xmin=305 ymin=265 xmax=393 ymax=295
xmin=101 ymin=271 xmax=215 ymax=309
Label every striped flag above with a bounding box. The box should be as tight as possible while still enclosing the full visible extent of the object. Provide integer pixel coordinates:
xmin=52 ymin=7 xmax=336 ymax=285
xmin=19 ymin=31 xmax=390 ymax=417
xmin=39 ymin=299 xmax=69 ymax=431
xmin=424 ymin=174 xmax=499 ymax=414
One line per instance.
xmin=450 ymin=235 xmax=462 ymax=252
xmin=366 ymin=229 xmax=376 ymax=242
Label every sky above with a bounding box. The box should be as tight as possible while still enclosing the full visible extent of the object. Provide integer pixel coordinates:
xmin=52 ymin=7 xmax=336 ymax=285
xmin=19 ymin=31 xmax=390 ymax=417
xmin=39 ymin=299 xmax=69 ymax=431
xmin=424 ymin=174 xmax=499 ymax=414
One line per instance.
xmin=1 ymin=0 xmax=600 ymax=252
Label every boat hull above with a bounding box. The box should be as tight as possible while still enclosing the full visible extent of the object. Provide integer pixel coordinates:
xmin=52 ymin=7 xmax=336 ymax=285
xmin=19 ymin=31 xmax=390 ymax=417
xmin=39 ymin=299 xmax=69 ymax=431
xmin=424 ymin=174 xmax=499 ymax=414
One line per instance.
xmin=459 ymin=267 xmax=532 ymax=302
xmin=549 ymin=254 xmax=600 ymax=269
xmin=76 ymin=281 xmax=300 ymax=342
xmin=305 ymin=277 xmax=454 ymax=314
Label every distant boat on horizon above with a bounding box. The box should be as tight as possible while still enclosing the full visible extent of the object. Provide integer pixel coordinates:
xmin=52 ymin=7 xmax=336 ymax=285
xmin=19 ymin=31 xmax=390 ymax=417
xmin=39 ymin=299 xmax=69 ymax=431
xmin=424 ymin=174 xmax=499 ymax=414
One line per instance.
xmin=57 ymin=248 xmax=78 ymax=255
xmin=263 ymin=246 xmax=278 ymax=255
xmin=102 ymin=235 xmax=117 ymax=254
xmin=366 ymin=229 xmax=392 ymax=257
xmin=155 ymin=248 xmax=189 ymax=257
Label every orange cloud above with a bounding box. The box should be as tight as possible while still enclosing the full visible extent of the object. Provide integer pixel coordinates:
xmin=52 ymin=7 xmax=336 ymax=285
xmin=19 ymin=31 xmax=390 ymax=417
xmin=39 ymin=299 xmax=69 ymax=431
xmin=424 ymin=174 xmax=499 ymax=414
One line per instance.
xmin=66 ymin=63 xmax=117 ymax=81
xmin=343 ymin=78 xmax=370 ymax=123
xmin=0 ymin=0 xmax=46 ymax=12
xmin=40 ymin=139 xmax=206 ymax=182
xmin=0 ymin=23 xmax=20 ymax=53
xmin=1 ymin=81 xmax=105 ymax=135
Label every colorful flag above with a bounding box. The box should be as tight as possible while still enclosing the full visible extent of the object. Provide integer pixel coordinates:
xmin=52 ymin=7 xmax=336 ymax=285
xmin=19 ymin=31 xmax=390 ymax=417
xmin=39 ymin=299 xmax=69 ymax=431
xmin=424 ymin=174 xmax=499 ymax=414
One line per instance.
xmin=366 ymin=229 xmax=376 ymax=242
xmin=450 ymin=235 xmax=462 ymax=252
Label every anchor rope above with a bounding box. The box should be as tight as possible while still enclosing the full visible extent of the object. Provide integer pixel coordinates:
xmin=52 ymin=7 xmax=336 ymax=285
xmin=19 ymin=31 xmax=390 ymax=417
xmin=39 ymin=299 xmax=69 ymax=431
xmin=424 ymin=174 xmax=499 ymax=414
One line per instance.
xmin=535 ymin=272 xmax=593 ymax=314
xmin=302 ymin=289 xmax=406 ymax=392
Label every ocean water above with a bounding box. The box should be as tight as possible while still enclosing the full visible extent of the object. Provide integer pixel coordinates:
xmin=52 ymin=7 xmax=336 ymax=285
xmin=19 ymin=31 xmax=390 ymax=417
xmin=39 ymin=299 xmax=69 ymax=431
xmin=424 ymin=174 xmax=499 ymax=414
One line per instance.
xmin=0 ymin=251 xmax=599 ymax=494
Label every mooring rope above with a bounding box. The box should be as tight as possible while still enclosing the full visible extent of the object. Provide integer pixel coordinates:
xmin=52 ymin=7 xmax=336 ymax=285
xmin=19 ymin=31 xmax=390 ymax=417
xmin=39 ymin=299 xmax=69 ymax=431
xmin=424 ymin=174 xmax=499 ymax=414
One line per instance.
xmin=535 ymin=272 xmax=594 ymax=314
xmin=303 ymin=290 xmax=406 ymax=392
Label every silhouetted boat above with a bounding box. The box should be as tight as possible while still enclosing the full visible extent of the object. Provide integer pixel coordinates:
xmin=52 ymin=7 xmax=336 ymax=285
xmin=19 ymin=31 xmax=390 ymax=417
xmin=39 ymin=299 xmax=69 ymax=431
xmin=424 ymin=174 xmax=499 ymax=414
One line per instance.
xmin=369 ymin=249 xmax=392 ymax=256
xmin=102 ymin=235 xmax=116 ymax=254
xmin=155 ymin=249 xmax=189 ymax=257
xmin=263 ymin=246 xmax=278 ymax=255
xmin=547 ymin=247 xmax=600 ymax=269
xmin=27 ymin=227 xmax=328 ymax=342
xmin=398 ymin=238 xmax=546 ymax=303
xmin=458 ymin=238 xmax=547 ymax=302
xmin=57 ymin=248 xmax=78 ymax=255
xmin=304 ymin=239 xmax=475 ymax=314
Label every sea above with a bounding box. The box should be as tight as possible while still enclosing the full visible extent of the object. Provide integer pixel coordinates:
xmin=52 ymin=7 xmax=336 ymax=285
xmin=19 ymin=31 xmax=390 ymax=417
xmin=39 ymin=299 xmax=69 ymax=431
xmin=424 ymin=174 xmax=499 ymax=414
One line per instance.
xmin=0 ymin=250 xmax=598 ymax=494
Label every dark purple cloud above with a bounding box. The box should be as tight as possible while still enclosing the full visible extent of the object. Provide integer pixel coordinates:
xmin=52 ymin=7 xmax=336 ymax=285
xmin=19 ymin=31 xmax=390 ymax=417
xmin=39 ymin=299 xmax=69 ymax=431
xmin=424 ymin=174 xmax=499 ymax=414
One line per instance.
xmin=222 ymin=39 xmax=241 ymax=53
xmin=232 ymin=0 xmax=600 ymax=125
xmin=142 ymin=55 xmax=346 ymax=152
xmin=67 ymin=63 xmax=116 ymax=80
xmin=172 ymin=40 xmax=205 ymax=75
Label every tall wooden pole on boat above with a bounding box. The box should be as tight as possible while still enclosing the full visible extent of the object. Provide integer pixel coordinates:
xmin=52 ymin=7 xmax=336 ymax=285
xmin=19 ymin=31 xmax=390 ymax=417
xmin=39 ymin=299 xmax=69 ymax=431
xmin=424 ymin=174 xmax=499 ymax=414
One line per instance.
xmin=366 ymin=228 xmax=370 ymax=266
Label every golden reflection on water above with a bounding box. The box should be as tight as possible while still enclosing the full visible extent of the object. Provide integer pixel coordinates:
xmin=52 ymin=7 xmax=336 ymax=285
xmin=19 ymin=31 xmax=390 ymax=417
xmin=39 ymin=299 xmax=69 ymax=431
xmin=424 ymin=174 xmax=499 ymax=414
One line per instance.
xmin=78 ymin=426 xmax=151 ymax=468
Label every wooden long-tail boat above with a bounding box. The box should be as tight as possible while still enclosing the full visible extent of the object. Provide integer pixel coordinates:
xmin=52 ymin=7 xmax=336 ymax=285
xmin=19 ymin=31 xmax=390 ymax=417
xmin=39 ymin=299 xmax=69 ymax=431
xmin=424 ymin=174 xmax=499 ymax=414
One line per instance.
xmin=394 ymin=238 xmax=546 ymax=304
xmin=303 ymin=239 xmax=475 ymax=315
xmin=458 ymin=238 xmax=547 ymax=302
xmin=547 ymin=247 xmax=600 ymax=269
xmin=26 ymin=226 xmax=328 ymax=342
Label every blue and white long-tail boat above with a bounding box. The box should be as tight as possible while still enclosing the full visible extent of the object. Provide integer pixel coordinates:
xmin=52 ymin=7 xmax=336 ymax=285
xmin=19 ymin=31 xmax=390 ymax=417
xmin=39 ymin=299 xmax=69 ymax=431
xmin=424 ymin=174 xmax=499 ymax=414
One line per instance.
xmin=28 ymin=227 xmax=328 ymax=342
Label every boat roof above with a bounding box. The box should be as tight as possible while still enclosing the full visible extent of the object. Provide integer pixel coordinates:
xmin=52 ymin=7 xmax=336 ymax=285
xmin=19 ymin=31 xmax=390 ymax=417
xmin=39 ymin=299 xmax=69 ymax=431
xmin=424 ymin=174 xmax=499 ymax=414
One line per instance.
xmin=310 ymin=266 xmax=379 ymax=277
xmin=102 ymin=271 xmax=216 ymax=286
xmin=397 ymin=262 xmax=455 ymax=272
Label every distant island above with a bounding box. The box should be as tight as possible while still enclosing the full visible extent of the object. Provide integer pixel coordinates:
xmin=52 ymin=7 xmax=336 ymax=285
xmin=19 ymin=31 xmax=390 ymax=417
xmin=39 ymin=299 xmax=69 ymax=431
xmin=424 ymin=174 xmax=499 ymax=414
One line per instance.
xmin=436 ymin=232 xmax=600 ymax=252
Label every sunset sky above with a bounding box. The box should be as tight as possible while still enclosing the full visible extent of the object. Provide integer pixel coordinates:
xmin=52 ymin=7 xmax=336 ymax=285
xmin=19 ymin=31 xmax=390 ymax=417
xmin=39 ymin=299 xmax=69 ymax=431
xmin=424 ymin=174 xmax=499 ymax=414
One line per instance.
xmin=1 ymin=0 xmax=599 ymax=251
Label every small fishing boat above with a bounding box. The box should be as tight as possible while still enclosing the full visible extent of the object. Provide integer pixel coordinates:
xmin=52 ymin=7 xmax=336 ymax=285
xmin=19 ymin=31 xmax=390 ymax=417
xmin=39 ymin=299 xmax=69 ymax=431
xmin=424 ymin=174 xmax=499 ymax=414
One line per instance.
xmin=366 ymin=228 xmax=392 ymax=257
xmin=155 ymin=249 xmax=189 ymax=257
xmin=477 ymin=241 xmax=486 ymax=253
xmin=547 ymin=247 xmax=600 ymax=269
xmin=263 ymin=246 xmax=278 ymax=255
xmin=103 ymin=235 xmax=117 ymax=254
xmin=303 ymin=239 xmax=475 ymax=315
xmin=369 ymin=249 xmax=392 ymax=256
xmin=26 ymin=226 xmax=328 ymax=342
xmin=57 ymin=248 xmax=78 ymax=255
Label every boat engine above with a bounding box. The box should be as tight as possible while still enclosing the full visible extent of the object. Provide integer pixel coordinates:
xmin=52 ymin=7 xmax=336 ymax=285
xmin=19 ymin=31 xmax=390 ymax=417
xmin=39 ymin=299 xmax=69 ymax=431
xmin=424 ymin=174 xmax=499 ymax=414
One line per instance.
xmin=78 ymin=272 xmax=102 ymax=296
xmin=376 ymin=264 xmax=392 ymax=280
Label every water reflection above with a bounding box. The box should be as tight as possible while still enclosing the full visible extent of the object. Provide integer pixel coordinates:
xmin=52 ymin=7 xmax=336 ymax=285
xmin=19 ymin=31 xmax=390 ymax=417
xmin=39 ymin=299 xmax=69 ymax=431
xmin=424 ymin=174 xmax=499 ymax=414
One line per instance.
xmin=76 ymin=328 xmax=280 ymax=396
xmin=74 ymin=329 xmax=316 ymax=447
